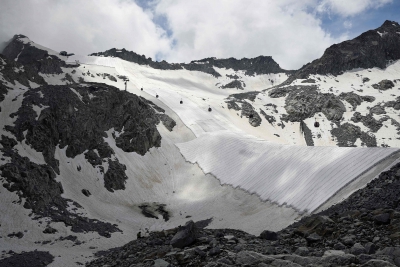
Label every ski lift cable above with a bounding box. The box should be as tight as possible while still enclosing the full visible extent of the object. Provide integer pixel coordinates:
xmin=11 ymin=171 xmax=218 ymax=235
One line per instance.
xmin=130 ymin=84 xmax=400 ymax=113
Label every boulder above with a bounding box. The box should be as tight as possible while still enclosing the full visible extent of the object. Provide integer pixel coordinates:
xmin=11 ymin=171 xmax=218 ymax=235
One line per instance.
xmin=321 ymin=253 xmax=357 ymax=266
xmin=306 ymin=233 xmax=322 ymax=243
xmin=235 ymin=251 xmax=275 ymax=265
xmin=81 ymin=189 xmax=91 ymax=197
xmin=209 ymin=246 xmax=221 ymax=256
xmin=170 ymin=220 xmax=197 ymax=249
xmin=372 ymin=80 xmax=395 ymax=90
xmin=365 ymin=242 xmax=379 ymax=254
xmin=361 ymin=259 xmax=396 ymax=267
xmin=341 ymin=235 xmax=356 ymax=246
xmin=374 ymin=213 xmax=391 ymax=225
xmin=260 ymin=230 xmax=278 ymax=241
xmin=294 ymin=247 xmax=309 ymax=256
xmin=334 ymin=242 xmax=347 ymax=250
xmin=351 ymin=243 xmax=367 ymax=255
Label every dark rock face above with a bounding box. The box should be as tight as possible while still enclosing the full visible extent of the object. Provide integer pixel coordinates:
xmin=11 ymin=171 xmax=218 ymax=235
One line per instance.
xmin=331 ymin=122 xmax=377 ymax=147
xmin=293 ymin=20 xmax=400 ymax=78
xmin=90 ymin=48 xmax=291 ymax=77
xmin=221 ymin=80 xmax=244 ymax=90
xmin=363 ymin=95 xmax=377 ymax=103
xmin=0 ymin=135 xmax=17 ymax=149
xmin=2 ymin=34 xmax=74 ymax=74
xmin=138 ymin=203 xmax=170 ymax=221
xmin=43 ymin=226 xmax=58 ymax=234
xmin=300 ymin=120 xmax=314 ymax=146
xmin=98 ymin=73 xmax=117 ymax=82
xmin=385 ymin=96 xmax=400 ymax=110
xmin=241 ymin=102 xmax=262 ymax=127
xmin=229 ymin=91 xmax=259 ymax=102
xmin=225 ymin=92 xmax=262 ymax=127
xmin=339 ymin=92 xmax=364 ymax=110
xmin=5 ymin=83 xmax=167 ymax=175
xmin=226 ymin=100 xmax=241 ymax=111
xmin=0 ymin=142 xmax=120 ymax=237
xmin=372 ymin=80 xmax=395 ymax=90
xmin=351 ymin=112 xmax=385 ymax=132
xmin=104 ymin=159 xmax=128 ymax=192
xmin=363 ymin=77 xmax=371 ymax=83
xmin=170 ymin=220 xmax=198 ymax=248
xmin=260 ymin=109 xmax=276 ymax=124
xmin=84 ymin=150 xmax=102 ymax=167
xmin=0 ymin=251 xmax=54 ymax=267
xmin=283 ymin=86 xmax=345 ymax=122
xmin=158 ymin=114 xmax=176 ymax=131
xmin=82 ymin=189 xmax=91 ymax=197
xmin=269 ymin=86 xmax=292 ymax=98
xmin=301 ymin=78 xmax=316 ymax=83
xmin=370 ymin=105 xmax=386 ymax=115
xmin=374 ymin=213 xmax=391 ymax=225
xmin=193 ymin=56 xmax=291 ymax=76
xmin=260 ymin=230 xmax=278 ymax=241
xmin=0 ymin=54 xmax=46 ymax=87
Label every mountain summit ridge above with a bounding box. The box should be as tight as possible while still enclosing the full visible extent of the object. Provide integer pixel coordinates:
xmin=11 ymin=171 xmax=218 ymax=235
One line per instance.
xmin=89 ymin=48 xmax=290 ymax=77
xmin=293 ymin=20 xmax=400 ymax=80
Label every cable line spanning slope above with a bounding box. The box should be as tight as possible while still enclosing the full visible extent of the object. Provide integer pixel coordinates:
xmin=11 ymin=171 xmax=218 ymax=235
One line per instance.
xmin=177 ymin=131 xmax=399 ymax=213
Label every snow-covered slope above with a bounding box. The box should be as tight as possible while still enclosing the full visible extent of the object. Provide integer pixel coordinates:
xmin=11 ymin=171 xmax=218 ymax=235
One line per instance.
xmin=177 ymin=131 xmax=398 ymax=212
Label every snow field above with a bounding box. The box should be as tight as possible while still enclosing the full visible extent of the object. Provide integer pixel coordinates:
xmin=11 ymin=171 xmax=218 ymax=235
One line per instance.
xmin=177 ymin=131 xmax=399 ymax=213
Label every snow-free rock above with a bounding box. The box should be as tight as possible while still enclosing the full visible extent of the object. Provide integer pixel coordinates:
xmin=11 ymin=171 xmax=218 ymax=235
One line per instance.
xmin=170 ymin=220 xmax=198 ymax=248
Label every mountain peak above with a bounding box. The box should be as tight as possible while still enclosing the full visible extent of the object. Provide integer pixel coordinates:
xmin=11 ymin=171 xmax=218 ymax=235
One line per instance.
xmin=381 ymin=20 xmax=400 ymax=28
xmin=291 ymin=19 xmax=400 ymax=79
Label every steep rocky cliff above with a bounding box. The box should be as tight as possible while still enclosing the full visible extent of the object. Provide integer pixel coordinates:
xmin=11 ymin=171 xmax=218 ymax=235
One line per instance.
xmin=294 ymin=20 xmax=400 ymax=79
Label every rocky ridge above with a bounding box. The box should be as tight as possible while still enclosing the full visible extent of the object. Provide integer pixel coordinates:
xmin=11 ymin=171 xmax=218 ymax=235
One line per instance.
xmin=292 ymin=20 xmax=400 ymax=80
xmin=2 ymin=34 xmax=78 ymax=75
xmin=89 ymin=48 xmax=291 ymax=77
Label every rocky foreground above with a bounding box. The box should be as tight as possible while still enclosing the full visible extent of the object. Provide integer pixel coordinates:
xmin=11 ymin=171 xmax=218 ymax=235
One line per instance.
xmin=82 ymin=161 xmax=400 ymax=267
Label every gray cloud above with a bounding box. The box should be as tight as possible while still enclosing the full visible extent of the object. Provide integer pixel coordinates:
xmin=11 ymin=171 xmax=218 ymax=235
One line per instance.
xmin=0 ymin=0 xmax=171 ymax=59
xmin=0 ymin=0 xmax=394 ymax=70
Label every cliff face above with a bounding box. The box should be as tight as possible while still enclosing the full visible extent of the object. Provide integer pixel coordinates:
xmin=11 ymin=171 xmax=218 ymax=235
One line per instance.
xmin=295 ymin=20 xmax=400 ymax=78
xmin=2 ymin=34 xmax=72 ymax=74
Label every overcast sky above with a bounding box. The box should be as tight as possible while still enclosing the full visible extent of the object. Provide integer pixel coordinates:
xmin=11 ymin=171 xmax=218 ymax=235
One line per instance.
xmin=1 ymin=0 xmax=399 ymax=70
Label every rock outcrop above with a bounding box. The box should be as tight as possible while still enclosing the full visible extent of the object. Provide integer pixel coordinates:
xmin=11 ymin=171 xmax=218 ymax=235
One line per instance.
xmin=331 ymin=122 xmax=377 ymax=147
xmin=293 ymin=20 xmax=400 ymax=79
xmin=5 ymin=83 xmax=170 ymax=175
xmin=2 ymin=34 xmax=76 ymax=74
xmin=0 ymin=136 xmax=121 ymax=237
xmin=90 ymin=48 xmax=291 ymax=77
xmin=281 ymin=86 xmax=345 ymax=122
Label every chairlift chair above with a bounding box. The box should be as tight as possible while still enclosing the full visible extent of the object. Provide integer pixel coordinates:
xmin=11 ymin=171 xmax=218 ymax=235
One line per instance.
xmin=141 ymin=87 xmax=143 ymax=91
xmin=180 ymin=99 xmax=183 ymax=104
xmin=156 ymin=93 xmax=159 ymax=98
xmin=208 ymin=106 xmax=212 ymax=112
